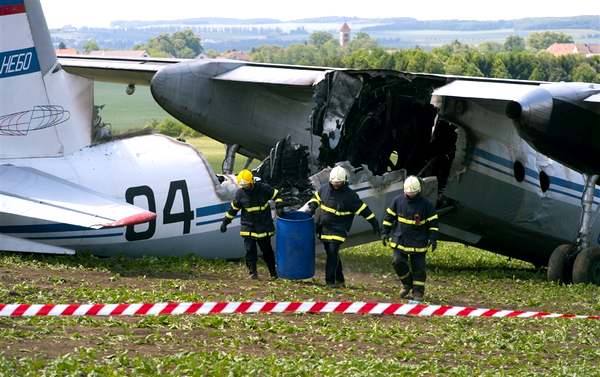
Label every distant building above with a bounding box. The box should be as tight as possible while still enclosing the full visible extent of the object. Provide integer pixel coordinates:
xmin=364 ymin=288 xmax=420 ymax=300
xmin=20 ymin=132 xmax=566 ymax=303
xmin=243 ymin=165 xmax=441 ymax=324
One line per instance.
xmin=87 ymin=50 xmax=150 ymax=58
xmin=546 ymin=43 xmax=600 ymax=57
xmin=55 ymin=48 xmax=78 ymax=56
xmin=339 ymin=22 xmax=351 ymax=47
xmin=219 ymin=50 xmax=250 ymax=61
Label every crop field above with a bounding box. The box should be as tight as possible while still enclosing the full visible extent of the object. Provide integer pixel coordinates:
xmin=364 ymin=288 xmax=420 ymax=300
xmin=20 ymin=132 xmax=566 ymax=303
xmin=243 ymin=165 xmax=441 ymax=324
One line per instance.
xmin=94 ymin=82 xmax=171 ymax=133
xmin=0 ymin=243 xmax=599 ymax=375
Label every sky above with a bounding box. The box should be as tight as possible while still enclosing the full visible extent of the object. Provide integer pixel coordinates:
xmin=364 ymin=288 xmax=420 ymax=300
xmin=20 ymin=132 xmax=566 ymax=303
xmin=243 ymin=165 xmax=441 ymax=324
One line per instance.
xmin=40 ymin=0 xmax=599 ymax=28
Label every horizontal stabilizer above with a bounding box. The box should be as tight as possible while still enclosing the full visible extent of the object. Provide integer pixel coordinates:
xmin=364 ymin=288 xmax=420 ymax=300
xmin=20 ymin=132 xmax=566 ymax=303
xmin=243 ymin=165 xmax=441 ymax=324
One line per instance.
xmin=0 ymin=165 xmax=156 ymax=229
xmin=0 ymin=233 xmax=74 ymax=255
xmin=432 ymin=80 xmax=539 ymax=101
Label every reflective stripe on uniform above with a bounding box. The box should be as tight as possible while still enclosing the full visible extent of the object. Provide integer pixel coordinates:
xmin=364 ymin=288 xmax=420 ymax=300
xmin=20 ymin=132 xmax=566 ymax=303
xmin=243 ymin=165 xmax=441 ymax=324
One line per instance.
xmin=355 ymin=203 xmax=367 ymax=215
xmin=245 ymin=202 xmax=270 ymax=212
xmin=314 ymin=192 xmax=321 ymax=203
xmin=413 ymin=280 xmax=425 ymax=286
xmin=271 ymin=189 xmax=279 ymax=200
xmin=426 ymin=214 xmax=438 ymax=222
xmin=397 ymin=215 xmax=438 ymax=225
xmin=382 ymin=220 xmax=393 ymax=226
xmin=320 ymin=234 xmax=346 ymax=242
xmin=231 ymin=202 xmax=240 ymax=210
xmin=240 ymin=231 xmax=274 ymax=238
xmin=429 ymin=227 xmax=439 ymax=231
xmin=397 ymin=272 xmax=410 ymax=280
xmin=275 ymin=198 xmax=284 ymax=203
xmin=320 ymin=204 xmax=353 ymax=216
xmin=365 ymin=213 xmax=375 ymax=221
xmin=386 ymin=208 xmax=397 ymax=216
xmin=388 ymin=241 xmax=428 ymax=253
xmin=225 ymin=213 xmax=235 ymax=219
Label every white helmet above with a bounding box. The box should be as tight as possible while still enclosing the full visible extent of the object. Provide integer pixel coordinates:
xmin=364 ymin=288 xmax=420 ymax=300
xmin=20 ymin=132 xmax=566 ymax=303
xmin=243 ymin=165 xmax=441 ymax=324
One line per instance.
xmin=404 ymin=176 xmax=421 ymax=195
xmin=329 ymin=166 xmax=348 ymax=183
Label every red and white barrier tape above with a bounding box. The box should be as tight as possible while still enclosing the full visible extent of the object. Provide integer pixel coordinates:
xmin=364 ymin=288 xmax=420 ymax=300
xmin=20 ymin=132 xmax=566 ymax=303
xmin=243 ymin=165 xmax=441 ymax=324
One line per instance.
xmin=0 ymin=302 xmax=598 ymax=319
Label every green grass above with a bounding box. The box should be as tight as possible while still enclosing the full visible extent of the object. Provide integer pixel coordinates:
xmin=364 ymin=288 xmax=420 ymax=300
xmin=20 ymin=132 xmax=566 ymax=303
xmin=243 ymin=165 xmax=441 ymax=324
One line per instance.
xmin=186 ymin=136 xmax=259 ymax=173
xmin=0 ymin=242 xmax=599 ymax=375
xmin=94 ymin=82 xmax=171 ymax=133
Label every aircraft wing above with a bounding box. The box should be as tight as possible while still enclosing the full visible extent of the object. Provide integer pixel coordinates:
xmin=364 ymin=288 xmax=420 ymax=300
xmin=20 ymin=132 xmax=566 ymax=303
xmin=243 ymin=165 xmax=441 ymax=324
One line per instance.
xmin=0 ymin=165 xmax=156 ymax=229
xmin=58 ymin=55 xmax=181 ymax=85
xmin=431 ymin=79 xmax=540 ymax=102
xmin=58 ymin=55 xmax=330 ymax=87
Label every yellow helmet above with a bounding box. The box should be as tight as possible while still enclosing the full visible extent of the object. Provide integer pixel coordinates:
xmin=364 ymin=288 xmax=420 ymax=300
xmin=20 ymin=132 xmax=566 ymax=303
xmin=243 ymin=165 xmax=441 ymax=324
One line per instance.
xmin=404 ymin=176 xmax=421 ymax=195
xmin=237 ymin=169 xmax=254 ymax=188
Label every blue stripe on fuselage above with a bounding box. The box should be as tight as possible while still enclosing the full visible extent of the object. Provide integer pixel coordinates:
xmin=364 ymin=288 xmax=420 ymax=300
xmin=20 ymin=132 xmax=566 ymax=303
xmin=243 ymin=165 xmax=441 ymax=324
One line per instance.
xmin=472 ymin=147 xmax=599 ymax=197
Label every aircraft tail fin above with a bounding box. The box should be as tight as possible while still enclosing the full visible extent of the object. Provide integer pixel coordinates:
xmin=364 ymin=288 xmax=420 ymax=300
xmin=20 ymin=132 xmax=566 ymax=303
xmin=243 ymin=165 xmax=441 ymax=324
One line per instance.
xmin=0 ymin=0 xmax=92 ymax=158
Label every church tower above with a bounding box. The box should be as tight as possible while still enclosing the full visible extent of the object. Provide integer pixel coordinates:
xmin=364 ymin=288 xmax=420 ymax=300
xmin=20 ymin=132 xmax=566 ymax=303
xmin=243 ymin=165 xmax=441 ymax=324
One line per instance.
xmin=339 ymin=22 xmax=351 ymax=47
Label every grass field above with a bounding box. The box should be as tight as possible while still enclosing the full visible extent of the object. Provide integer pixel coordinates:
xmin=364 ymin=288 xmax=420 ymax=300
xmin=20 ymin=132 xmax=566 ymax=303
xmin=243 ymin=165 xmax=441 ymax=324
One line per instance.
xmin=94 ymin=82 xmax=171 ymax=133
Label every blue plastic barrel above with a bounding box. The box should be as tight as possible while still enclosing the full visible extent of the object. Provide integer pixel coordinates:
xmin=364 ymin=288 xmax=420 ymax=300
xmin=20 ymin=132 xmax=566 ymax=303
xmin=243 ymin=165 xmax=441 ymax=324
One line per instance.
xmin=275 ymin=211 xmax=315 ymax=279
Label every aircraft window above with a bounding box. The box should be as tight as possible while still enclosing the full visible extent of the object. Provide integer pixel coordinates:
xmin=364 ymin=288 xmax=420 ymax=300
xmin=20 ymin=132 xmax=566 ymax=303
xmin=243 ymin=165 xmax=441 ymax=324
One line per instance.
xmin=539 ymin=171 xmax=550 ymax=192
xmin=513 ymin=161 xmax=525 ymax=182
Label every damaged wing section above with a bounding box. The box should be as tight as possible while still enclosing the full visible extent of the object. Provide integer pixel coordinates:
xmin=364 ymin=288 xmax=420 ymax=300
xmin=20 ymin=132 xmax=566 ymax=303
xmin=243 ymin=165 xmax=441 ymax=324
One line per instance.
xmin=311 ymin=70 xmax=449 ymax=178
xmin=253 ymin=70 xmax=464 ymax=210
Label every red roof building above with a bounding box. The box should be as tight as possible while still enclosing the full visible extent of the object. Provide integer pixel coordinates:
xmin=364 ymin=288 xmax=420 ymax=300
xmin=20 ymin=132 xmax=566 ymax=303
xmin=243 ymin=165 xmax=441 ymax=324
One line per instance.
xmin=546 ymin=43 xmax=600 ymax=57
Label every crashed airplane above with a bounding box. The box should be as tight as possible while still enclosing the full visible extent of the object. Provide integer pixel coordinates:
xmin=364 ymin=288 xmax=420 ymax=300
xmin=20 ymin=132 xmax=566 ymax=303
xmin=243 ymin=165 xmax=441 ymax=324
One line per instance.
xmin=61 ymin=51 xmax=600 ymax=285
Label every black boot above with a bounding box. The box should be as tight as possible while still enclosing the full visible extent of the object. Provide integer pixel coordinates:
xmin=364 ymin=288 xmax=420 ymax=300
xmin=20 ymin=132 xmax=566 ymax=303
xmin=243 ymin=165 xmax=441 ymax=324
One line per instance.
xmin=399 ymin=285 xmax=412 ymax=299
xmin=268 ymin=265 xmax=278 ymax=279
xmin=246 ymin=261 xmax=258 ymax=279
xmin=412 ymin=287 xmax=424 ymax=302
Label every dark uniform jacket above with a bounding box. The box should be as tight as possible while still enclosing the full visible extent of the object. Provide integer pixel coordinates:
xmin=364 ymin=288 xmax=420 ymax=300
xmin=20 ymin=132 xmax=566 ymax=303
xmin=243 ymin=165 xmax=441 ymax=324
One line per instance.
xmin=224 ymin=182 xmax=283 ymax=239
xmin=307 ymin=183 xmax=376 ymax=243
xmin=382 ymin=194 xmax=438 ymax=252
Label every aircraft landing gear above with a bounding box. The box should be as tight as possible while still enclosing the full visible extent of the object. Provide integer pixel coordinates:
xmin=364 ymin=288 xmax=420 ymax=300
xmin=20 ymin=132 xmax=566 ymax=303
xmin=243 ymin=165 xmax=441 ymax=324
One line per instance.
xmin=222 ymin=144 xmax=240 ymax=174
xmin=547 ymin=174 xmax=600 ymax=285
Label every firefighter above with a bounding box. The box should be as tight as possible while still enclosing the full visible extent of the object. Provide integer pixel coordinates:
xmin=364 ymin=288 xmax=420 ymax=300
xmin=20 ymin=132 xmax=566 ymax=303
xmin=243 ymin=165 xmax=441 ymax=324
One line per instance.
xmin=381 ymin=175 xmax=438 ymax=302
xmin=301 ymin=166 xmax=380 ymax=287
xmin=220 ymin=169 xmax=284 ymax=279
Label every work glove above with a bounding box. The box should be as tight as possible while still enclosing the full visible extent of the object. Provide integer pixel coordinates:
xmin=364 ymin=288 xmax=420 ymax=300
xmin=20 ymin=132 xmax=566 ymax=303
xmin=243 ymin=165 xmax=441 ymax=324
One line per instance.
xmin=369 ymin=219 xmax=380 ymax=236
xmin=430 ymin=239 xmax=437 ymax=252
xmin=298 ymin=202 xmax=311 ymax=214
xmin=220 ymin=221 xmax=228 ymax=233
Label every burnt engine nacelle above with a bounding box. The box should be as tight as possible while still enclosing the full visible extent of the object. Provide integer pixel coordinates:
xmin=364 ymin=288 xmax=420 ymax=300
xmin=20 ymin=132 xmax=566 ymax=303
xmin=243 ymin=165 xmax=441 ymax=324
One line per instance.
xmin=506 ymin=83 xmax=600 ymax=174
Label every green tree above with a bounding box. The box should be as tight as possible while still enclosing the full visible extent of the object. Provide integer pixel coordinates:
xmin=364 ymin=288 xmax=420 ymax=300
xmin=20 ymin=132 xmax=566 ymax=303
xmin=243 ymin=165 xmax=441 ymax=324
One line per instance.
xmin=136 ymin=29 xmax=203 ymax=58
xmin=309 ymin=31 xmax=334 ymax=46
xmin=83 ymin=39 xmax=99 ymax=53
xmin=479 ymin=41 xmax=503 ymax=53
xmin=347 ymin=32 xmax=378 ymax=51
xmin=504 ymin=35 xmax=526 ymax=52
xmin=490 ymin=57 xmax=511 ymax=78
xmin=571 ymin=63 xmax=598 ymax=82
xmin=527 ymin=31 xmax=574 ymax=50
xmin=444 ymin=54 xmax=483 ymax=76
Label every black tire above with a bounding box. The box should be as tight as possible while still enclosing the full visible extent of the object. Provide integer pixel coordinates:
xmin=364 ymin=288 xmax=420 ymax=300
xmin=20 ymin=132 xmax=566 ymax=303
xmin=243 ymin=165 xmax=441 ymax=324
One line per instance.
xmin=547 ymin=244 xmax=573 ymax=284
xmin=572 ymin=247 xmax=600 ymax=285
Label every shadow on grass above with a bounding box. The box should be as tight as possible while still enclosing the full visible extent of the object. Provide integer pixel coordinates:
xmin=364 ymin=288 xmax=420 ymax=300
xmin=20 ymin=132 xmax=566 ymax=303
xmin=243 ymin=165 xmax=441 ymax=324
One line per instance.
xmin=341 ymin=248 xmax=544 ymax=282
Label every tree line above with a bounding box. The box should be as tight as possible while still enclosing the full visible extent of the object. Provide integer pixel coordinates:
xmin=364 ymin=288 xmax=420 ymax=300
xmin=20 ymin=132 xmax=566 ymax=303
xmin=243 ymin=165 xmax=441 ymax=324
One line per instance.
xmin=249 ymin=31 xmax=600 ymax=83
